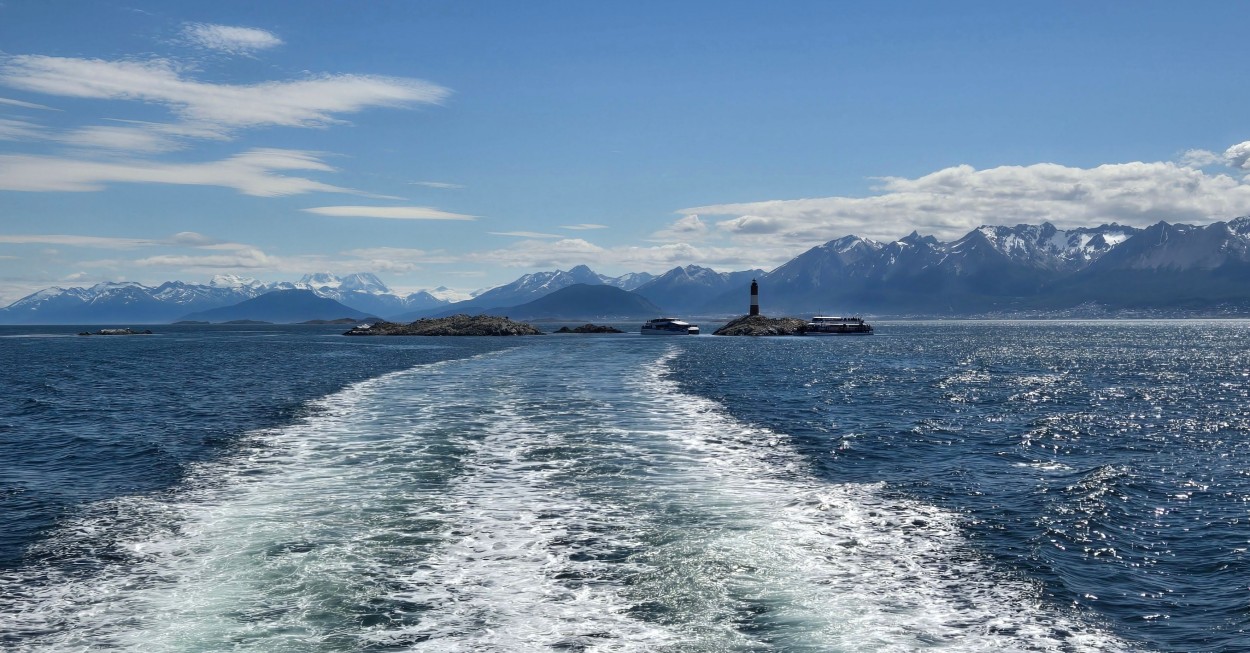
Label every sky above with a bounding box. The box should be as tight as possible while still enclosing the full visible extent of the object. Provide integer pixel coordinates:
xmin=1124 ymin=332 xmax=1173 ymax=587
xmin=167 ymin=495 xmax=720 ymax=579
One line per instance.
xmin=4 ymin=1 xmax=1250 ymax=303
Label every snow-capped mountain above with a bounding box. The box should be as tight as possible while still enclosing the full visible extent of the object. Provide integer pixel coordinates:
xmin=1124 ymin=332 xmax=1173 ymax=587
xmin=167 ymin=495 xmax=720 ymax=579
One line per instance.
xmin=0 ymin=272 xmax=450 ymax=324
xmin=404 ymin=265 xmax=658 ymax=319
xmin=633 ymin=265 xmax=764 ymax=312
xmin=7 ymin=219 xmax=1250 ymax=323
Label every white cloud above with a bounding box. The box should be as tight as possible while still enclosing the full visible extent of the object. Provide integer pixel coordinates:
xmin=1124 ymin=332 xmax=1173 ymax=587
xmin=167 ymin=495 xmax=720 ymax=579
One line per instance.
xmin=561 ymin=223 xmax=608 ymax=230
xmin=683 ymin=156 xmax=1250 ymax=245
xmin=650 ymin=214 xmax=710 ymax=242
xmin=302 ymin=205 xmax=476 ymax=220
xmin=182 ymin=23 xmax=283 ymax=55
xmin=0 ymin=55 xmax=449 ymax=136
xmin=1224 ymin=141 xmax=1250 ymax=171
xmin=1181 ymin=148 xmax=1221 ymax=168
xmin=0 ymin=148 xmax=360 ymax=196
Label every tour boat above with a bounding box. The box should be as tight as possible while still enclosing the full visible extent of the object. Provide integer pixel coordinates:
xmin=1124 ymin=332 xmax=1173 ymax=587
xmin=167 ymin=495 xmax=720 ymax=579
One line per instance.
xmin=801 ymin=315 xmax=873 ymax=335
xmin=641 ymin=317 xmax=700 ymax=335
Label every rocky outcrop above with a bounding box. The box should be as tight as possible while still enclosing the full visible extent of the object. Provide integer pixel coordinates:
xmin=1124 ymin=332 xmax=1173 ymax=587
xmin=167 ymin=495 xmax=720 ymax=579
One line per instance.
xmin=77 ymin=328 xmax=153 ymax=336
xmin=712 ymin=314 xmax=807 ymax=336
xmin=553 ymin=323 xmax=623 ymax=333
xmin=344 ymin=314 xmax=543 ymax=336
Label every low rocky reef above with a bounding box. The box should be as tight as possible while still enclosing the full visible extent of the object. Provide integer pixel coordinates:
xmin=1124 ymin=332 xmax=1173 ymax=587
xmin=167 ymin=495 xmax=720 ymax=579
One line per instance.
xmin=78 ymin=328 xmax=153 ymax=336
xmin=344 ymin=314 xmax=543 ymax=336
xmin=712 ymin=315 xmax=808 ymax=336
xmin=553 ymin=323 xmax=623 ymax=334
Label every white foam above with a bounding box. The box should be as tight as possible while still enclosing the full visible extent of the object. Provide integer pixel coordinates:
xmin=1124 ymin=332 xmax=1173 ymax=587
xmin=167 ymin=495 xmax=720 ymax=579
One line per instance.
xmin=1 ymin=342 xmax=1134 ymax=652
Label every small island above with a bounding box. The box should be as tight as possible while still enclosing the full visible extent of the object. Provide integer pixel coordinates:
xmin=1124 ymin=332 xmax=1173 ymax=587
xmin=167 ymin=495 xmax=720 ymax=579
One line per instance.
xmin=712 ymin=314 xmax=808 ymax=336
xmin=77 ymin=328 xmax=153 ymax=336
xmin=344 ymin=314 xmax=543 ymax=336
xmin=553 ymin=323 xmax=623 ymax=334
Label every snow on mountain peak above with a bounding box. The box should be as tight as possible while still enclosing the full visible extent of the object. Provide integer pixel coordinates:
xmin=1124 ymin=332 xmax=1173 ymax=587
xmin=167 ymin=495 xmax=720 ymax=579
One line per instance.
xmin=210 ymin=274 xmax=262 ymax=289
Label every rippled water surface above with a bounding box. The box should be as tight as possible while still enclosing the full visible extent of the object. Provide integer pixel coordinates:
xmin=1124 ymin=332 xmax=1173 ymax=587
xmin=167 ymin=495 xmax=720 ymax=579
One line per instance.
xmin=2 ymin=322 xmax=1247 ymax=651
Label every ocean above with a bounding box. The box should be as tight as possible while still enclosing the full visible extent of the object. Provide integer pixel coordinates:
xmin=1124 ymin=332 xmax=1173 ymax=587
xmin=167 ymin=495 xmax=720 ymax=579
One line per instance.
xmin=1 ymin=321 xmax=1247 ymax=651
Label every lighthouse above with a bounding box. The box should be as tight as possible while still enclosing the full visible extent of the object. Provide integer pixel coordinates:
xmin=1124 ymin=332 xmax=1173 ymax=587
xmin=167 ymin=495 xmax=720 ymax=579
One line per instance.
xmin=750 ymin=279 xmax=760 ymax=316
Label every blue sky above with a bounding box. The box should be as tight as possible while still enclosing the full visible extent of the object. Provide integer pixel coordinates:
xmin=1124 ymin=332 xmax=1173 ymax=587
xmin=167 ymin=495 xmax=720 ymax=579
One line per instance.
xmin=3 ymin=1 xmax=1250 ymax=303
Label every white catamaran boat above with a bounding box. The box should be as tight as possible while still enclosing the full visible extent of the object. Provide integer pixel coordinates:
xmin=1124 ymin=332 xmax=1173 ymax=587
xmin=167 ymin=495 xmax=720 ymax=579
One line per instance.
xmin=641 ymin=317 xmax=700 ymax=335
xmin=801 ymin=315 xmax=873 ymax=335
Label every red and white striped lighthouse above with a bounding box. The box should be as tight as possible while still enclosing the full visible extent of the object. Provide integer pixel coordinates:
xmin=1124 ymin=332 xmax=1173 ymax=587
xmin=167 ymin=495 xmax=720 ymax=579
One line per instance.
xmin=750 ymin=279 xmax=759 ymax=316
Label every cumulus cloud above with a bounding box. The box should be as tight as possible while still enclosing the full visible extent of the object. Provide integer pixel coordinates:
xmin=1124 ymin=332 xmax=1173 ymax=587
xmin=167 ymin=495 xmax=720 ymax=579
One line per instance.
xmin=683 ymin=156 xmax=1250 ymax=245
xmin=1223 ymin=141 xmax=1250 ymax=171
xmin=0 ymin=148 xmax=360 ymax=196
xmin=301 ymin=206 xmax=476 ymax=220
xmin=182 ymin=23 xmax=283 ymax=55
xmin=650 ymin=214 xmax=710 ymax=241
xmin=1181 ymin=148 xmax=1222 ymax=168
xmin=0 ymin=55 xmax=449 ymax=137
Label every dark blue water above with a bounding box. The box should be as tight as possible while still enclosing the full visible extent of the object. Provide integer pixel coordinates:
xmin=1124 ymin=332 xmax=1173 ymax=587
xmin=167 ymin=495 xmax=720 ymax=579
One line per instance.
xmin=1 ymin=321 xmax=1247 ymax=651
xmin=0 ymin=325 xmax=515 ymax=568
xmin=670 ymin=321 xmax=1250 ymax=651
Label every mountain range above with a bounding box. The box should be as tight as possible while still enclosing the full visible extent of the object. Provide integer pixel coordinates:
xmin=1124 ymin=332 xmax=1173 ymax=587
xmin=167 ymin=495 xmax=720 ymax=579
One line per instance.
xmin=5 ymin=218 xmax=1250 ymax=324
xmin=0 ymin=272 xmax=448 ymax=324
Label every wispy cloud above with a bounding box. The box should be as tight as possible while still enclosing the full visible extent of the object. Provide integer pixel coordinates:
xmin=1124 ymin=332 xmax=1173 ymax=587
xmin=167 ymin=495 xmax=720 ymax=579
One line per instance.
xmin=0 ymin=96 xmax=56 ymax=110
xmin=488 ymin=231 xmax=562 ymax=238
xmin=341 ymin=246 xmax=459 ymax=273
xmin=0 ymin=231 xmax=249 ymax=250
xmin=0 ymin=148 xmax=362 ymax=196
xmin=302 ymin=205 xmax=476 ymax=220
xmin=0 ymin=55 xmax=450 ymax=137
xmin=182 ymin=23 xmax=283 ymax=55
xmin=0 ymin=234 xmax=159 ymax=248
xmin=561 ymin=223 xmax=608 ymax=230
xmin=411 ymin=180 xmax=464 ymax=189
xmin=132 ymin=249 xmax=275 ymax=269
xmin=0 ymin=117 xmax=44 ymax=140
xmin=56 ymin=125 xmax=184 ymax=153
xmin=469 ymin=237 xmax=765 ymax=272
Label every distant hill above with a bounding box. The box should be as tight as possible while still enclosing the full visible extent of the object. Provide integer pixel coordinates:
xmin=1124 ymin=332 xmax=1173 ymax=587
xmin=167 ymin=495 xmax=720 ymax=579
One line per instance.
xmin=179 ymin=289 xmax=368 ymax=323
xmin=484 ymin=284 xmax=663 ymax=320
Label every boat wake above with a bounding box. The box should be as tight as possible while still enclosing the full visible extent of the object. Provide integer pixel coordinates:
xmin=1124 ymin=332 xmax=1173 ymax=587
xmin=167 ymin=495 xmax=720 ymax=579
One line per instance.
xmin=1 ymin=341 xmax=1133 ymax=651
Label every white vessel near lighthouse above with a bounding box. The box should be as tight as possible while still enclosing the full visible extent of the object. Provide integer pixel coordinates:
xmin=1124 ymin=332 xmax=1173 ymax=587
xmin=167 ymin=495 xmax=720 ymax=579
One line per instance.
xmin=641 ymin=317 xmax=700 ymax=335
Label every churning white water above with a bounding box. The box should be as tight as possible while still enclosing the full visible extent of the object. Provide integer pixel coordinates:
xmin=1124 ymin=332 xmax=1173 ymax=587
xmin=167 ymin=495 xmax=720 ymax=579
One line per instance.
xmin=1 ymin=339 xmax=1130 ymax=651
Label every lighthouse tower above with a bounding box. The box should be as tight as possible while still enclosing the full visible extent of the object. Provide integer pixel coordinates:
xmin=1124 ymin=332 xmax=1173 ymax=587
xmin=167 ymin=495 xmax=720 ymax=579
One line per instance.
xmin=750 ymin=279 xmax=760 ymax=316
